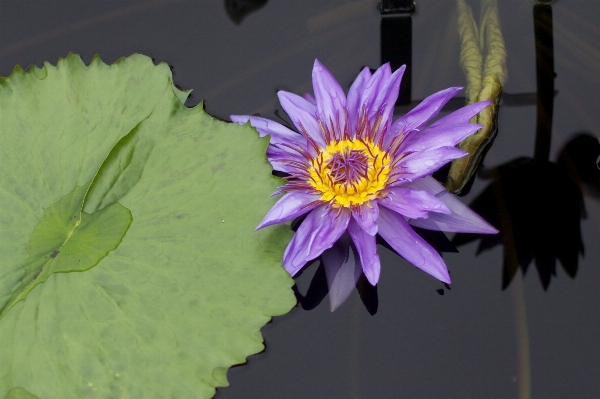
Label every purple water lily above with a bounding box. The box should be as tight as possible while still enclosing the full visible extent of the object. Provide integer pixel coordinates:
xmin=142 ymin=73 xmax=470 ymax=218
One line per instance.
xmin=232 ymin=60 xmax=498 ymax=310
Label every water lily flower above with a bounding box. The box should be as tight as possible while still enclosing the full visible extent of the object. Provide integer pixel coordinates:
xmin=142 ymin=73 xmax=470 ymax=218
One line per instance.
xmin=231 ymin=60 xmax=498 ymax=310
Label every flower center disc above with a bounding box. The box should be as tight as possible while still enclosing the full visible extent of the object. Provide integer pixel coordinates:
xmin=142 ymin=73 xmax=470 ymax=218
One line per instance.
xmin=309 ymin=139 xmax=390 ymax=207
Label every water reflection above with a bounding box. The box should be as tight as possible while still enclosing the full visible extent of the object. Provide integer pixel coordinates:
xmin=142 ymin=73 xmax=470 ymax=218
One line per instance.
xmin=294 ymin=226 xmax=457 ymax=314
xmin=558 ymin=133 xmax=600 ymax=198
xmin=380 ymin=0 xmax=414 ymax=105
xmin=292 ymin=254 xmax=380 ymax=316
xmin=452 ymin=153 xmax=586 ymax=290
xmin=225 ymin=0 xmax=269 ymax=25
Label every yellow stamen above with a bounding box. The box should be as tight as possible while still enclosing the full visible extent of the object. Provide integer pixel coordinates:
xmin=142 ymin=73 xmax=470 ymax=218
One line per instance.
xmin=308 ymin=139 xmax=391 ymax=207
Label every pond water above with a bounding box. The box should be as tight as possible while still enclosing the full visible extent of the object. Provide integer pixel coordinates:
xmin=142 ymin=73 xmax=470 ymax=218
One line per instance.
xmin=2 ymin=1 xmax=599 ymax=398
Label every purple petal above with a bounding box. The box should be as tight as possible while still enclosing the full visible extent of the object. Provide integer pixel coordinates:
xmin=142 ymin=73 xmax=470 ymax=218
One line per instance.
xmin=266 ymin=144 xmax=305 ymax=173
xmin=396 ymin=146 xmax=467 ymax=182
xmin=377 ymin=207 xmax=451 ymax=284
xmin=322 ymin=233 xmax=361 ymax=311
xmin=405 ymin=176 xmax=499 ymax=234
xmin=370 ymin=65 xmax=405 ymax=130
xmin=257 ymin=191 xmax=322 ymax=230
xmin=378 ymin=187 xmax=450 ymax=219
xmin=230 ymin=115 xmax=304 ymax=147
xmin=351 ymin=201 xmax=379 ymax=235
xmin=403 ymin=175 xmax=447 ymax=194
xmin=429 ymin=100 xmax=492 ymax=127
xmin=387 ymin=87 xmax=463 ymax=145
xmin=348 ymin=218 xmax=381 ymax=285
xmin=277 ymin=91 xmax=326 ymax=147
xmin=303 ymin=92 xmax=316 ymax=105
xmin=312 ymin=60 xmax=347 ymax=136
xmin=346 ymin=67 xmax=372 ymax=133
xmin=283 ymin=205 xmax=351 ymax=276
xmin=359 ymin=64 xmax=392 ymax=124
xmin=401 ymin=123 xmax=482 ymax=153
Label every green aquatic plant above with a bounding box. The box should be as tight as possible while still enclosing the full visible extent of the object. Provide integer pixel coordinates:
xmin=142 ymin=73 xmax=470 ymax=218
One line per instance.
xmin=447 ymin=0 xmax=507 ymax=194
xmin=0 ymin=53 xmax=295 ymax=398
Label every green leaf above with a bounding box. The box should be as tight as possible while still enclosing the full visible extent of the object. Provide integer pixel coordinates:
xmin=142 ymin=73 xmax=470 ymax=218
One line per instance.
xmin=457 ymin=0 xmax=483 ymax=104
xmin=0 ymin=184 xmax=132 ymax=318
xmin=456 ymin=0 xmax=506 ymax=103
xmin=2 ymin=388 xmax=40 ymax=399
xmin=0 ymin=53 xmax=174 ymax=309
xmin=0 ymin=54 xmax=295 ymax=398
xmin=448 ymin=0 xmax=506 ymax=194
xmin=480 ymin=0 xmax=507 ymax=85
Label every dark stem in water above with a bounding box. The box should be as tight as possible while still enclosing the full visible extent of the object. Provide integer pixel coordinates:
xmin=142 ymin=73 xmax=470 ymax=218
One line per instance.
xmin=380 ymin=0 xmax=413 ymax=105
xmin=533 ymin=4 xmax=555 ymax=162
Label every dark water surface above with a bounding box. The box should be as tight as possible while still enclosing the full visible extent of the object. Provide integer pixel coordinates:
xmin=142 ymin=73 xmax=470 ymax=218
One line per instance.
xmin=2 ymin=1 xmax=599 ymax=398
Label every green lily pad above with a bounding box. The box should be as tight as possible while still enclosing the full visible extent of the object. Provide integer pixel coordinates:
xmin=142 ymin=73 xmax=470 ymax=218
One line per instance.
xmin=1 ymin=184 xmax=132 ymax=318
xmin=2 ymin=387 xmax=40 ymax=399
xmin=0 ymin=54 xmax=295 ymax=398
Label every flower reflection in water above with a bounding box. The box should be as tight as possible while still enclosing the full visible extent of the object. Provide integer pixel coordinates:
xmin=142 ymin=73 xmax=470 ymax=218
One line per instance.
xmin=558 ymin=133 xmax=600 ymax=198
xmin=232 ymin=60 xmax=497 ymax=311
xmin=453 ymin=133 xmax=599 ymax=290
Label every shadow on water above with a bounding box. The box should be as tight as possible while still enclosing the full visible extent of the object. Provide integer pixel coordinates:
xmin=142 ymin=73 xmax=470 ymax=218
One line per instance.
xmin=452 ymin=153 xmax=587 ymax=290
xmin=292 ymin=226 xmax=457 ymax=315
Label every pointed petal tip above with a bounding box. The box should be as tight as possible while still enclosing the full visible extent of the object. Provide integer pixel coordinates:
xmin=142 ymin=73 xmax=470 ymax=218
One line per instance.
xmin=442 ymin=86 xmax=463 ymax=98
xmin=456 ymin=148 xmax=469 ymax=158
xmin=482 ymin=225 xmax=500 ymax=235
xmin=255 ymin=220 xmax=272 ymax=231
xmin=432 ymin=262 xmax=452 ymax=285
xmin=313 ymin=58 xmax=326 ymax=71
xmin=395 ymin=64 xmax=407 ymax=74
xmin=441 ymin=273 xmax=452 ymax=285
xmin=358 ymin=65 xmax=372 ymax=76
xmin=365 ymin=270 xmax=379 ymax=286
xmin=362 ymin=252 xmax=381 ymax=286
xmin=378 ymin=62 xmax=392 ymax=73
xmin=329 ymin=298 xmax=343 ymax=312
xmin=388 ymin=64 xmax=406 ymax=86
xmin=255 ymin=216 xmax=273 ymax=231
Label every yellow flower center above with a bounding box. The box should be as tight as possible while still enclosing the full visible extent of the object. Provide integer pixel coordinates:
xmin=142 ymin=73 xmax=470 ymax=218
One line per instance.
xmin=308 ymin=139 xmax=390 ymax=207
